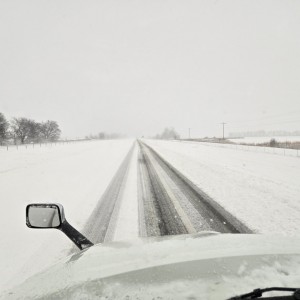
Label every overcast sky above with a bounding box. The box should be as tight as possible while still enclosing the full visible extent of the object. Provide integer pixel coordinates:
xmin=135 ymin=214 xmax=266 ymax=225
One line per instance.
xmin=0 ymin=0 xmax=300 ymax=138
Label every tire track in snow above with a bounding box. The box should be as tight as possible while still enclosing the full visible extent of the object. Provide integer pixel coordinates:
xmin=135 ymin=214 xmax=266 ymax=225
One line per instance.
xmin=78 ymin=142 xmax=135 ymax=246
xmin=138 ymin=146 xmax=169 ymax=236
xmin=138 ymin=140 xmax=252 ymax=235
xmin=112 ymin=144 xmax=139 ymax=241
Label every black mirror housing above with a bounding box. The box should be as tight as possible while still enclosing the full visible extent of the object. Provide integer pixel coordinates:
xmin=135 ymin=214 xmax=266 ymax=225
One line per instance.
xmin=26 ymin=203 xmax=66 ymax=229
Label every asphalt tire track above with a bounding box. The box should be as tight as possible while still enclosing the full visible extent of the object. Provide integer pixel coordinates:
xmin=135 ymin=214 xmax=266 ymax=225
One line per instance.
xmin=138 ymin=140 xmax=252 ymax=235
xmin=138 ymin=147 xmax=177 ymax=236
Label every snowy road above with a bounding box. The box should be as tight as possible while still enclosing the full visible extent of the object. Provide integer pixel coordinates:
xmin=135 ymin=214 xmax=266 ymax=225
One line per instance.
xmin=143 ymin=139 xmax=300 ymax=235
xmin=138 ymin=141 xmax=251 ymax=235
xmin=77 ymin=140 xmax=251 ymax=252
xmin=78 ymin=138 xmax=300 ymax=245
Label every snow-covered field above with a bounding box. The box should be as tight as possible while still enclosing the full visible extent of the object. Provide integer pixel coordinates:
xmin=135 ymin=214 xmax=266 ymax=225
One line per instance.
xmin=0 ymin=139 xmax=134 ymax=292
xmin=192 ymin=140 xmax=299 ymax=157
xmin=144 ymin=139 xmax=300 ymax=236
xmin=229 ymin=136 xmax=300 ymax=144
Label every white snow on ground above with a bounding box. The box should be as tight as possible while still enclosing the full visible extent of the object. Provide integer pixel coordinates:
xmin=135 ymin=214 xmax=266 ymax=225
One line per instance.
xmin=113 ymin=143 xmax=139 ymax=241
xmin=188 ymin=140 xmax=299 ymax=158
xmin=229 ymin=136 xmax=300 ymax=144
xmin=143 ymin=139 xmax=300 ymax=236
xmin=0 ymin=139 xmax=133 ymax=293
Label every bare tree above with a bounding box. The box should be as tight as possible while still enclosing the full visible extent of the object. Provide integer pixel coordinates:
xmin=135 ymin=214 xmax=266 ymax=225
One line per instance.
xmin=11 ymin=118 xmax=39 ymax=144
xmin=40 ymin=120 xmax=61 ymax=141
xmin=28 ymin=121 xmax=42 ymax=143
xmin=98 ymin=132 xmax=106 ymax=139
xmin=156 ymin=127 xmax=180 ymax=140
xmin=0 ymin=112 xmax=9 ymax=144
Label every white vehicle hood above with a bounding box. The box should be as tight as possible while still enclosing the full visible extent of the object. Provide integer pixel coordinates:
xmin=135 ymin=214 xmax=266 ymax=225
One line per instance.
xmin=3 ymin=233 xmax=300 ymax=300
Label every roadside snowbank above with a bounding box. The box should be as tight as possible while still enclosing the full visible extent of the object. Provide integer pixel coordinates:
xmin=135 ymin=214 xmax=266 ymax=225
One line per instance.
xmin=144 ymin=139 xmax=300 ymax=236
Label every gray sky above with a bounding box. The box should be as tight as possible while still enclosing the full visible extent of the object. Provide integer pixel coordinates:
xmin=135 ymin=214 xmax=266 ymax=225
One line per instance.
xmin=1 ymin=0 xmax=300 ymax=138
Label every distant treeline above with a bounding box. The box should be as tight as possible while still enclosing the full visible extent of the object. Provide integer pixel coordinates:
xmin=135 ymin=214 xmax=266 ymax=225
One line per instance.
xmin=154 ymin=127 xmax=180 ymax=139
xmin=0 ymin=112 xmax=61 ymax=145
xmin=229 ymin=130 xmax=300 ymax=138
xmin=85 ymin=132 xmax=124 ymax=140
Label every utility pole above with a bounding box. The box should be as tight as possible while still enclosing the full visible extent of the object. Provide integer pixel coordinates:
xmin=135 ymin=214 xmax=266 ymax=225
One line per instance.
xmin=221 ymin=122 xmax=226 ymax=139
xmin=188 ymin=128 xmax=191 ymax=139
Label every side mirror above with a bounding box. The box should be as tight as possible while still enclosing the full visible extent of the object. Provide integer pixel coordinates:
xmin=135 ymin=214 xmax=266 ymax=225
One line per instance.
xmin=26 ymin=204 xmax=65 ymax=228
xmin=26 ymin=203 xmax=93 ymax=250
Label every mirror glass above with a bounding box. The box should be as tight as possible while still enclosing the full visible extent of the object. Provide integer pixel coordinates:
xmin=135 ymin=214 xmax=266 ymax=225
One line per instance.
xmin=28 ymin=205 xmax=61 ymax=228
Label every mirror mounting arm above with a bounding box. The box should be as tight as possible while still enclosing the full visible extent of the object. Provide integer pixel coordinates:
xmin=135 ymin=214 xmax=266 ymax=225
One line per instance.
xmin=59 ymin=220 xmax=94 ymax=250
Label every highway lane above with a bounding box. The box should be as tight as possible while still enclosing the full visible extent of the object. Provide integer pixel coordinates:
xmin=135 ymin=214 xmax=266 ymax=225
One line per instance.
xmin=138 ymin=140 xmax=252 ymax=236
xmin=71 ymin=139 xmax=251 ymax=254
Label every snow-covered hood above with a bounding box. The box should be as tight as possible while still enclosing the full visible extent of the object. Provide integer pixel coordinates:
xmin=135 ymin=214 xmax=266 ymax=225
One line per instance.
xmin=3 ymin=233 xmax=300 ymax=300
